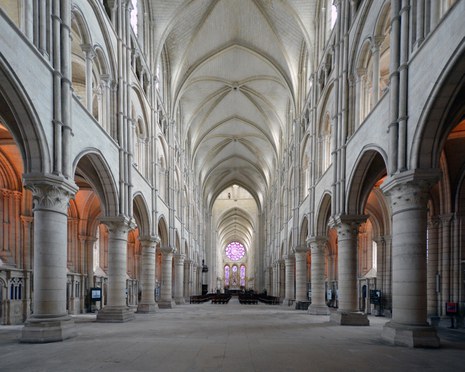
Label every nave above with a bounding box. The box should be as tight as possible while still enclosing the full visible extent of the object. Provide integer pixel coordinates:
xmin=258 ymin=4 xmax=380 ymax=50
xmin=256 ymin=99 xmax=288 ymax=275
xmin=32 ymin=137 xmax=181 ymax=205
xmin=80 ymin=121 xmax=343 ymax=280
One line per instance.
xmin=1 ymin=302 xmax=464 ymax=372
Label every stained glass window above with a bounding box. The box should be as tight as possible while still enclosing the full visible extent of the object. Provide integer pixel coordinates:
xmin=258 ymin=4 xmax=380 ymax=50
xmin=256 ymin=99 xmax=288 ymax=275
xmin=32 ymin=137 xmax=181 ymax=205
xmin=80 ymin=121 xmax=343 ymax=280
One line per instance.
xmin=240 ymin=265 xmax=246 ymax=287
xmin=225 ymin=241 xmax=245 ymax=261
xmin=224 ymin=265 xmax=230 ymax=286
xmin=231 ymin=265 xmax=238 ymax=287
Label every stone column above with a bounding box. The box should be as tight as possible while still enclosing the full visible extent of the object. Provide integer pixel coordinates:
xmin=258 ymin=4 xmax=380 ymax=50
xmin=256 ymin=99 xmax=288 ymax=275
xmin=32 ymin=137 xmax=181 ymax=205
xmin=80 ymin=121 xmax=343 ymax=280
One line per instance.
xmin=430 ymin=0 xmax=440 ymax=29
xmin=159 ymin=246 xmax=175 ymax=309
xmin=21 ymin=176 xmax=78 ymax=343
xmin=193 ymin=264 xmax=198 ymax=295
xmin=137 ymin=237 xmax=159 ymax=313
xmin=283 ymin=255 xmax=295 ymax=304
xmin=308 ymin=238 xmax=330 ymax=315
xmin=372 ymin=42 xmax=381 ymax=104
xmin=330 ymin=215 xmax=369 ymax=326
xmin=184 ymin=259 xmax=192 ymax=300
xmin=272 ymin=263 xmax=278 ymax=296
xmin=381 ymin=172 xmax=440 ymax=347
xmin=174 ymin=254 xmax=185 ymax=304
xmin=96 ymin=217 xmax=135 ymax=322
xmin=439 ymin=214 xmax=453 ymax=315
xmin=415 ymin=0 xmax=425 ymax=48
xmin=279 ymin=260 xmax=285 ymax=299
xmin=427 ymin=217 xmax=440 ymax=318
xmin=81 ymin=44 xmax=95 ymax=112
xmin=295 ymin=249 xmax=308 ymax=303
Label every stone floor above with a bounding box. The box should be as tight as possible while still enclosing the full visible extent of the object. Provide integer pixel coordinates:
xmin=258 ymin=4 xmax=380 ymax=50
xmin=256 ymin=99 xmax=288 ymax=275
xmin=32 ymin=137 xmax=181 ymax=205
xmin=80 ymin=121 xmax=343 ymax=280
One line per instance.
xmin=1 ymin=299 xmax=464 ymax=371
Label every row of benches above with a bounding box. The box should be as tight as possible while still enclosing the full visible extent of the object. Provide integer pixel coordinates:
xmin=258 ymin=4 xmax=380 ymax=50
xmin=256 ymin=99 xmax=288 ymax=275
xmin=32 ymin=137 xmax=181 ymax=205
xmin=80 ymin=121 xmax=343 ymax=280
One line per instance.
xmin=189 ymin=294 xmax=213 ymax=304
xmin=238 ymin=294 xmax=258 ymax=304
xmin=257 ymin=295 xmax=281 ymax=305
xmin=211 ymin=294 xmax=232 ymax=304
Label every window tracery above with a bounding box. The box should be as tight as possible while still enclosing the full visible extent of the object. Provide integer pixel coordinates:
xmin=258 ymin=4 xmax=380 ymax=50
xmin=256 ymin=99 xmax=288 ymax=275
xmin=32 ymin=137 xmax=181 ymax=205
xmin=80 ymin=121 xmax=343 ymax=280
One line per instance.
xmin=225 ymin=241 xmax=245 ymax=261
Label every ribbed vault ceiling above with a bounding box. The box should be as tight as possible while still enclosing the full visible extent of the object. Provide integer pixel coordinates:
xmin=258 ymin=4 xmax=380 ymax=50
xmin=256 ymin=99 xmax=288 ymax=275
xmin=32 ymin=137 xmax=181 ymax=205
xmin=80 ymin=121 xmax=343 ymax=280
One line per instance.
xmin=153 ymin=0 xmax=317 ymax=211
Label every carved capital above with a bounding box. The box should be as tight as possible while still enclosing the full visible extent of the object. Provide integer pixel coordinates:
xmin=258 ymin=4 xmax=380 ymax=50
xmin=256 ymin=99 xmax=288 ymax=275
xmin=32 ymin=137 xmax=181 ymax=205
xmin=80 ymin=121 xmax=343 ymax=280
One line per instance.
xmin=427 ymin=216 xmax=441 ymax=229
xmin=381 ymin=169 xmax=441 ymax=214
xmin=24 ymin=175 xmax=77 ymax=215
xmin=175 ymin=253 xmax=186 ymax=263
xmin=99 ymin=216 xmax=133 ymax=239
xmin=308 ymin=236 xmax=327 ymax=254
xmin=160 ymin=245 xmax=175 ymax=255
xmin=139 ymin=235 xmax=161 ymax=247
xmin=330 ymin=214 xmax=367 ymax=240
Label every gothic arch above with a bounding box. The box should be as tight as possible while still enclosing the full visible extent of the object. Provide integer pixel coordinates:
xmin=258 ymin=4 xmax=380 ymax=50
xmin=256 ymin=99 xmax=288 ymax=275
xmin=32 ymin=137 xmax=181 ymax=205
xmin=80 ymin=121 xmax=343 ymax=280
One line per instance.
xmin=72 ymin=149 xmax=119 ymax=217
xmin=0 ymin=54 xmax=50 ymax=174
xmin=133 ymin=193 xmax=151 ymax=237
xmin=346 ymin=147 xmax=388 ymax=216
xmin=157 ymin=216 xmax=169 ymax=247
xmin=412 ymin=41 xmax=465 ymax=169
xmin=315 ymin=192 xmax=332 ymax=236
xmin=299 ymin=215 xmax=309 ymax=246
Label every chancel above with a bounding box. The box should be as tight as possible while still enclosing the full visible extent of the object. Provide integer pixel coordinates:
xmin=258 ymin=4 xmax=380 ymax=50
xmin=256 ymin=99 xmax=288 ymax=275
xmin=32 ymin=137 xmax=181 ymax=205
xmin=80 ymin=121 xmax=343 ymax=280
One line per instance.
xmin=0 ymin=0 xmax=464 ymax=369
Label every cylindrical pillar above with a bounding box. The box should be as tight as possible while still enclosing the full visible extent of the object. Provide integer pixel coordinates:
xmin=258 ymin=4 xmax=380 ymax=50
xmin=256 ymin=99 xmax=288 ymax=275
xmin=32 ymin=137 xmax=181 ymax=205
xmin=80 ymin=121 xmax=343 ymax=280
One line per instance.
xmin=272 ymin=263 xmax=278 ymax=296
xmin=427 ymin=217 xmax=440 ymax=317
xmin=284 ymin=255 xmax=295 ymax=304
xmin=295 ymin=250 xmax=308 ymax=303
xmin=381 ymin=175 xmax=440 ymax=347
xmin=336 ymin=222 xmax=359 ymax=312
xmin=96 ymin=217 xmax=135 ymax=322
xmin=330 ymin=216 xmax=369 ymax=326
xmin=159 ymin=247 xmax=175 ymax=308
xmin=308 ymin=238 xmax=329 ymax=315
xmin=279 ymin=260 xmax=285 ymax=299
xmin=174 ymin=254 xmax=185 ymax=304
xmin=184 ymin=259 xmax=192 ymax=300
xmin=21 ymin=178 xmax=77 ymax=343
xmin=137 ymin=237 xmax=158 ymax=313
xmin=440 ymin=214 xmax=452 ymax=314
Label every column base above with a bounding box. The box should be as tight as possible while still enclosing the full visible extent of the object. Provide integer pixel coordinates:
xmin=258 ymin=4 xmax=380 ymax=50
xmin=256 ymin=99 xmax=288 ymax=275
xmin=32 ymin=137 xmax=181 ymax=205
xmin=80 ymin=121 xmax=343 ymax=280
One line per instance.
xmin=382 ymin=321 xmax=440 ymax=348
xmin=330 ymin=310 xmax=370 ymax=326
xmin=295 ymin=301 xmax=311 ymax=310
xmin=20 ymin=315 xmax=76 ymax=343
xmin=281 ymin=298 xmax=294 ymax=307
xmin=96 ymin=306 xmax=135 ymax=322
xmin=174 ymin=297 xmax=185 ymax=305
xmin=307 ymin=304 xmax=330 ymax=315
xmin=158 ymin=300 xmax=176 ymax=309
xmin=136 ymin=303 xmax=159 ymax=313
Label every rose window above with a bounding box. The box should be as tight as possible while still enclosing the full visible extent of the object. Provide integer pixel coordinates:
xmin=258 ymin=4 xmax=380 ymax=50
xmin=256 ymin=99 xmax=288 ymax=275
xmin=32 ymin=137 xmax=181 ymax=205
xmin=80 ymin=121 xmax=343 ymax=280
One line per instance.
xmin=225 ymin=241 xmax=245 ymax=261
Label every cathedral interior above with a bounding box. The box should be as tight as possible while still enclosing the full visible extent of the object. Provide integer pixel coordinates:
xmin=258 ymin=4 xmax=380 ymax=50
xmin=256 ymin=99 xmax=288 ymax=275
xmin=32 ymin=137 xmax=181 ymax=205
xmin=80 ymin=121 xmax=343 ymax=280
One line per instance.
xmin=0 ymin=0 xmax=465 ymax=356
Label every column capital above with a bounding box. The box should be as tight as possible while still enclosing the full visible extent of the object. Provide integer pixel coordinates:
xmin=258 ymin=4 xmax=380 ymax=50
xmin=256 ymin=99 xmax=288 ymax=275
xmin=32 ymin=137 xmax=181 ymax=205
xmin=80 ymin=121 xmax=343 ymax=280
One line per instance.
xmin=175 ymin=253 xmax=186 ymax=261
xmin=99 ymin=216 xmax=134 ymax=237
xmin=283 ymin=254 xmax=295 ymax=262
xmin=295 ymin=244 xmax=309 ymax=253
xmin=308 ymin=236 xmax=328 ymax=253
xmin=381 ymin=169 xmax=441 ymax=206
xmin=160 ymin=245 xmax=175 ymax=255
xmin=80 ymin=44 xmax=95 ymax=58
xmin=139 ymin=235 xmax=160 ymax=246
xmin=23 ymin=173 xmax=78 ymax=214
xmin=307 ymin=236 xmax=327 ymax=247
xmin=439 ymin=213 xmax=454 ymax=225
xmin=329 ymin=214 xmax=368 ymax=239
xmin=78 ymin=235 xmax=97 ymax=244
xmin=427 ymin=216 xmax=441 ymax=229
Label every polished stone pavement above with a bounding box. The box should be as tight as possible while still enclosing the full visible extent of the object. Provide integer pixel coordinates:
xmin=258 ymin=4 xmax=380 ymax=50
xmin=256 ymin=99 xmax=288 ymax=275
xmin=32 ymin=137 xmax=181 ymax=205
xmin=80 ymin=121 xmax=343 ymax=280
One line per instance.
xmin=1 ymin=298 xmax=464 ymax=372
